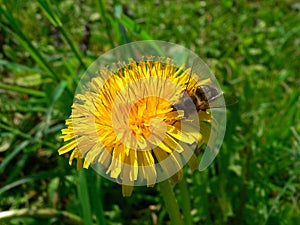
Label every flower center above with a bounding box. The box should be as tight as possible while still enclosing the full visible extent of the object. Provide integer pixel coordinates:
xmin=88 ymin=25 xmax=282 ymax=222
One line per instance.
xmin=128 ymin=97 xmax=169 ymax=140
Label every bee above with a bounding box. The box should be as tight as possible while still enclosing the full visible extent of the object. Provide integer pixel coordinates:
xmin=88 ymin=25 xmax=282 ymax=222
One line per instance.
xmin=172 ymin=65 xmax=237 ymax=117
xmin=172 ymin=84 xmax=231 ymax=117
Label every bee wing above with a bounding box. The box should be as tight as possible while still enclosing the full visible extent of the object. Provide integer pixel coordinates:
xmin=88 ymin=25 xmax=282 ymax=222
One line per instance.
xmin=224 ymin=94 xmax=239 ymax=106
xmin=208 ymin=93 xmax=238 ymax=108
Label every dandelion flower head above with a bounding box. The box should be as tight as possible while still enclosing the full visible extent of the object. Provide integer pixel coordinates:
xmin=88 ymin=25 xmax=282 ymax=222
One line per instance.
xmin=58 ymin=41 xmax=226 ymax=196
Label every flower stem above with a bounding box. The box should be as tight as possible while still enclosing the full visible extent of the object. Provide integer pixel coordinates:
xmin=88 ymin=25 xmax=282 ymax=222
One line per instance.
xmin=158 ymin=179 xmax=184 ymax=225
xmin=178 ymin=178 xmax=193 ymax=225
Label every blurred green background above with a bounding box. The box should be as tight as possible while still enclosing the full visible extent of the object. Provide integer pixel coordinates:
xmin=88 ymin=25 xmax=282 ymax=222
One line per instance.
xmin=0 ymin=0 xmax=300 ymax=224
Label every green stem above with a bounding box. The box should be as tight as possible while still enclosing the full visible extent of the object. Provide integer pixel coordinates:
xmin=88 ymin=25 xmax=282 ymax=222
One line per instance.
xmin=158 ymin=179 xmax=184 ymax=225
xmin=178 ymin=178 xmax=193 ymax=225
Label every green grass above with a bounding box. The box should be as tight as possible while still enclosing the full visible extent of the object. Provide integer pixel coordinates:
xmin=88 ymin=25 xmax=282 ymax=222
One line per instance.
xmin=0 ymin=0 xmax=299 ymax=224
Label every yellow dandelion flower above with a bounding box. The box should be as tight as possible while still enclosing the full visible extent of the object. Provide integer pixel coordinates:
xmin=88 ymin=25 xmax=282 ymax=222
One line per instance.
xmin=58 ymin=41 xmax=226 ymax=196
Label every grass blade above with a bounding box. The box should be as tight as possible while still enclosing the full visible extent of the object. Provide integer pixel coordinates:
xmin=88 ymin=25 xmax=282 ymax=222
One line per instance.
xmin=0 ymin=168 xmax=62 ymax=195
xmin=77 ymin=170 xmax=93 ymax=225
xmin=0 ymin=60 xmax=42 ymax=73
xmin=0 ymin=83 xmax=45 ymax=97
xmin=96 ymin=0 xmax=115 ymax=48
xmin=0 ymin=140 xmax=30 ymax=174
xmin=36 ymin=0 xmax=87 ymax=70
xmin=90 ymin=173 xmax=106 ymax=225
xmin=0 ymin=208 xmax=83 ymax=225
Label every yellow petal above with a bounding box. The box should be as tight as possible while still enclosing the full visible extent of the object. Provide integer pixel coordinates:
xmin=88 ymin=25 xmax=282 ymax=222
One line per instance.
xmin=129 ymin=150 xmax=138 ymax=181
xmin=200 ymin=121 xmax=211 ymax=144
xmin=157 ymin=140 xmax=173 ymax=153
xmin=166 ymin=125 xmax=195 ymax=144
xmin=187 ymin=154 xmax=199 ymax=171
xmin=84 ymin=143 xmax=104 ymax=169
xmin=58 ymin=140 xmax=78 ymax=155
xmin=164 ymin=134 xmax=184 ymax=153
xmin=122 ymin=185 xmax=134 ymax=197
